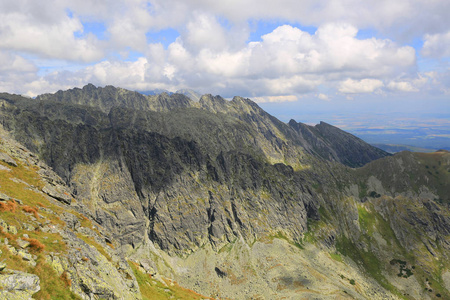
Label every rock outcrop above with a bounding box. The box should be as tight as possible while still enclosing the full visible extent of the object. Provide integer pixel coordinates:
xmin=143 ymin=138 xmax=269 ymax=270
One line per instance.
xmin=0 ymin=127 xmax=142 ymax=299
xmin=0 ymin=270 xmax=40 ymax=300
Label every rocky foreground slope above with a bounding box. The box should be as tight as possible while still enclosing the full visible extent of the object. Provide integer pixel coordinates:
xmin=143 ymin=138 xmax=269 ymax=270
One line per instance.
xmin=0 ymin=85 xmax=449 ymax=299
xmin=0 ymin=127 xmax=211 ymax=299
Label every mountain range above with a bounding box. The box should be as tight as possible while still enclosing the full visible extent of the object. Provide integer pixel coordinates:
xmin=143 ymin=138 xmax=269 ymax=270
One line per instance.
xmin=0 ymin=84 xmax=448 ymax=299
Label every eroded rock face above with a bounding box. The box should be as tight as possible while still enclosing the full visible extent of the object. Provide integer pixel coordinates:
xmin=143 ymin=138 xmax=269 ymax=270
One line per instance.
xmin=0 ymin=128 xmax=142 ymax=300
xmin=70 ymin=158 xmax=147 ymax=248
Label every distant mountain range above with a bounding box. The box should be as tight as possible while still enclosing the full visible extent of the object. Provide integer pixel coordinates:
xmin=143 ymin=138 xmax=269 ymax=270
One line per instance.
xmin=371 ymin=143 xmax=441 ymax=153
xmin=349 ymin=127 xmax=450 ymax=150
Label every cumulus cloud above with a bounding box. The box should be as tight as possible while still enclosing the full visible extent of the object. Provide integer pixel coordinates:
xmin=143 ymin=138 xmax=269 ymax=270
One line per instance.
xmin=317 ymin=93 xmax=330 ymax=101
xmin=155 ymin=0 xmax=450 ymax=39
xmin=0 ymin=1 xmax=103 ymax=62
xmin=159 ymin=23 xmax=415 ymax=96
xmin=3 ymin=22 xmax=419 ymax=98
xmin=0 ymin=51 xmax=38 ymax=93
xmin=156 ymin=0 xmax=450 ymax=34
xmin=253 ymin=95 xmax=298 ymax=103
xmin=182 ymin=13 xmax=230 ymax=52
xmin=422 ymin=31 xmax=450 ymax=58
xmin=387 ymin=81 xmax=418 ymax=92
xmin=0 ymin=0 xmax=448 ymax=101
xmin=338 ymin=78 xmax=384 ymax=93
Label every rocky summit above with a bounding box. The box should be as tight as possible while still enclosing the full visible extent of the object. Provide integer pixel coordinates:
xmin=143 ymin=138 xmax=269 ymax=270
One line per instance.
xmin=0 ymin=84 xmax=448 ymax=299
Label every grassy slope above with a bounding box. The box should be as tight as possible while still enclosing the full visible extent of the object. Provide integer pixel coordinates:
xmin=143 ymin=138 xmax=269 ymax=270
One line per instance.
xmin=129 ymin=262 xmax=213 ymax=300
xmin=0 ymin=154 xmax=81 ymax=299
xmin=0 ymin=140 xmax=211 ymax=299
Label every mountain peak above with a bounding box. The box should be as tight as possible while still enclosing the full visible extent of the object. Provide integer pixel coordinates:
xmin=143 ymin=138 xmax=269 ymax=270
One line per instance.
xmin=82 ymin=82 xmax=97 ymax=90
xmin=289 ymin=119 xmax=389 ymax=167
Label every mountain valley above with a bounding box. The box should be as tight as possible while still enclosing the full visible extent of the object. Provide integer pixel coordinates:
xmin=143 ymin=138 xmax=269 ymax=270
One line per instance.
xmin=0 ymin=84 xmax=448 ymax=299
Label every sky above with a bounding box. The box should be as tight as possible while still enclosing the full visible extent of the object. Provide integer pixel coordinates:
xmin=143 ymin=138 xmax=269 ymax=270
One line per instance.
xmin=0 ymin=0 xmax=449 ymax=146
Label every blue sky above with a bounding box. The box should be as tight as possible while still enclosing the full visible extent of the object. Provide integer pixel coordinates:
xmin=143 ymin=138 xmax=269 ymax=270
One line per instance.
xmin=0 ymin=1 xmax=449 ymax=147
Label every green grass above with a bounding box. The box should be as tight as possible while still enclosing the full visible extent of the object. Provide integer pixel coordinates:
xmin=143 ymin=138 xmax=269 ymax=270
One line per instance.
xmin=358 ymin=205 xmax=376 ymax=236
xmin=318 ymin=206 xmax=331 ymax=221
xmin=27 ymin=231 xmax=67 ymax=254
xmin=358 ymin=182 xmax=368 ymax=198
xmin=0 ymin=246 xmax=81 ymax=299
xmin=415 ymin=152 xmax=450 ymax=204
xmin=128 ymin=261 xmax=211 ymax=300
xmin=0 ymin=153 xmax=104 ymax=299
xmin=270 ymin=231 xmax=304 ymax=250
xmin=0 ymin=244 xmax=28 ymax=272
xmin=330 ymin=252 xmax=343 ymax=263
xmin=336 ymin=236 xmax=406 ymax=299
xmin=218 ymin=238 xmax=237 ymax=254
xmin=76 ymin=233 xmax=112 ymax=262
xmin=33 ymin=257 xmax=82 ymax=300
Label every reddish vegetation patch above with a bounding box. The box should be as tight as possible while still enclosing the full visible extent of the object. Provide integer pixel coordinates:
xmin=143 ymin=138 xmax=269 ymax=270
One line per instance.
xmin=60 ymin=271 xmax=71 ymax=287
xmin=22 ymin=205 xmax=39 ymax=219
xmin=23 ymin=237 xmax=45 ymax=252
xmin=0 ymin=226 xmax=15 ymax=241
xmin=0 ymin=200 xmax=17 ymax=212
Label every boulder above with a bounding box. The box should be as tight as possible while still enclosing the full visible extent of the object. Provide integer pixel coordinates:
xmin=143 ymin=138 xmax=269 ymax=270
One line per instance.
xmin=42 ymin=184 xmax=72 ymax=205
xmin=0 ymin=152 xmax=17 ymax=167
xmin=0 ymin=271 xmax=40 ymax=299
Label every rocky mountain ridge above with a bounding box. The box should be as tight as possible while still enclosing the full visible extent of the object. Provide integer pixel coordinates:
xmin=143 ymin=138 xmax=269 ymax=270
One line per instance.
xmin=0 ymin=84 xmax=448 ymax=299
xmin=34 ymin=84 xmax=390 ymax=168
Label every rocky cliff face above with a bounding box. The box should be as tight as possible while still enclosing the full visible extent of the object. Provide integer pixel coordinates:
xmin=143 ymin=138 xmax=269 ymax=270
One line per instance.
xmin=0 ymin=127 xmax=141 ymax=299
xmin=0 ymin=85 xmax=448 ymax=299
xmin=0 ymin=126 xmax=211 ymax=299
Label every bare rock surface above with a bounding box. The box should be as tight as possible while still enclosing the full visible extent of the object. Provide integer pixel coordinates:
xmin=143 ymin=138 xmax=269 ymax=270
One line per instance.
xmin=0 ymin=270 xmax=40 ymax=300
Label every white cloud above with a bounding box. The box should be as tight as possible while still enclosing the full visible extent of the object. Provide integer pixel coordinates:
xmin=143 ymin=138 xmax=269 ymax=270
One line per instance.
xmin=317 ymin=93 xmax=330 ymax=101
xmin=338 ymin=78 xmax=384 ymax=93
xmin=0 ymin=52 xmax=37 ymax=73
xmin=196 ymin=49 xmax=250 ymax=77
xmin=422 ymin=30 xmax=450 ymax=58
xmin=245 ymin=24 xmax=416 ymax=80
xmin=2 ymin=0 xmax=448 ymax=63
xmin=182 ymin=13 xmax=229 ymax=52
xmin=0 ymin=51 xmax=38 ymax=93
xmin=259 ymin=76 xmax=322 ymax=95
xmin=157 ymin=0 xmax=450 ymax=40
xmin=253 ymin=95 xmax=298 ymax=103
xmin=2 ymin=22 xmax=420 ymax=99
xmin=0 ymin=0 xmax=448 ymax=102
xmin=387 ymin=81 xmax=418 ymax=92
xmin=0 ymin=1 xmax=103 ymax=62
